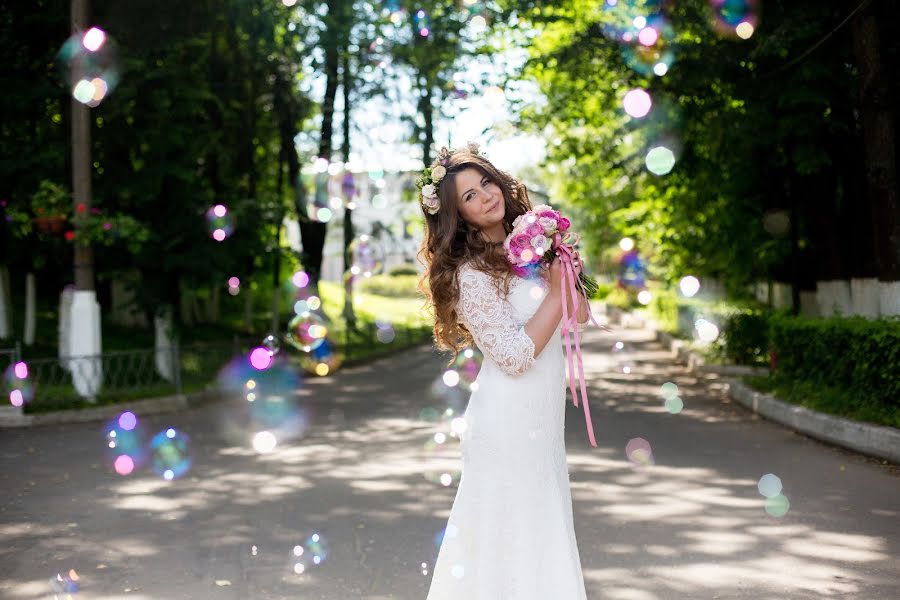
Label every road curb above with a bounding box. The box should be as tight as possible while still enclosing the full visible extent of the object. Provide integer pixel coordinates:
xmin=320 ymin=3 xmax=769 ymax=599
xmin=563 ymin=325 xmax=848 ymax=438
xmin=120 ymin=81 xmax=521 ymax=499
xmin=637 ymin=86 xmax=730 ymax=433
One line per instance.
xmin=652 ymin=328 xmax=900 ymax=464
xmin=0 ymin=389 xmax=220 ymax=428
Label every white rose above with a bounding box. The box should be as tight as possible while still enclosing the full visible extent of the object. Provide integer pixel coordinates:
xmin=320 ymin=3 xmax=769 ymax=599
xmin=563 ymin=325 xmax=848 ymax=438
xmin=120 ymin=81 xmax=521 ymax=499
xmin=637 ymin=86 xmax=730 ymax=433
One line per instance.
xmin=512 ymin=215 xmax=523 ymax=227
xmin=431 ymin=165 xmax=447 ymax=182
xmin=530 ymin=235 xmax=550 ymax=250
xmin=422 ymin=195 xmax=440 ymax=215
xmin=539 ymin=216 xmax=557 ymax=232
xmin=421 ymin=184 xmax=436 ymax=198
xmin=532 ymin=204 xmax=552 ymax=213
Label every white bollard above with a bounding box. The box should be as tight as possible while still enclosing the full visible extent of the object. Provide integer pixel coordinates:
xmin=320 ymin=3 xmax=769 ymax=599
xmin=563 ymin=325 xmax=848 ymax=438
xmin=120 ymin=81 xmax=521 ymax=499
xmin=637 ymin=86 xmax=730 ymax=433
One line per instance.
xmin=69 ymin=290 xmax=102 ymax=400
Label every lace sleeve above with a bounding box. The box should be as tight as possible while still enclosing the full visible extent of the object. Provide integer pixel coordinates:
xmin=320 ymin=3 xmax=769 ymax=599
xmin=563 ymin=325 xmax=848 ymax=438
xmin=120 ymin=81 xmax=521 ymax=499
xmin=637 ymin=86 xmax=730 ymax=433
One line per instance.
xmin=456 ymin=265 xmax=536 ymax=376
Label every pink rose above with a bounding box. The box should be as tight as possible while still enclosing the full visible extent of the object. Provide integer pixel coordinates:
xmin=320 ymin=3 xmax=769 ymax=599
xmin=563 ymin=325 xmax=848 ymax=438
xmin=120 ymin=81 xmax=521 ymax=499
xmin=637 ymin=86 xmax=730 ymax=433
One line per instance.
xmin=512 ymin=234 xmax=530 ymax=250
xmin=526 ymin=223 xmax=543 ymax=237
xmin=558 ymin=217 xmax=571 ymax=231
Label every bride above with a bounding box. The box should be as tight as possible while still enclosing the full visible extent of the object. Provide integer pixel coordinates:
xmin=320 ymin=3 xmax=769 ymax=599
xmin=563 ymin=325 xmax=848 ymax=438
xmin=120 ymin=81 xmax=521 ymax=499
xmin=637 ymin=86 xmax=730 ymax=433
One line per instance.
xmin=417 ymin=142 xmax=589 ymax=599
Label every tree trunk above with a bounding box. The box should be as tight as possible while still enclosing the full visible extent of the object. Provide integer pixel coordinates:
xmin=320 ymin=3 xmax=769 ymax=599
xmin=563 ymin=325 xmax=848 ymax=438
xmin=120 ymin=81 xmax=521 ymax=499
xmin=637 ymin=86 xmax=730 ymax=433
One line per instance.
xmin=420 ymin=81 xmax=435 ymax=165
xmin=851 ymin=1 xmax=900 ymax=285
xmin=341 ymin=50 xmax=356 ymax=328
xmin=0 ymin=265 xmax=11 ymax=339
xmin=24 ymin=272 xmax=35 ymax=346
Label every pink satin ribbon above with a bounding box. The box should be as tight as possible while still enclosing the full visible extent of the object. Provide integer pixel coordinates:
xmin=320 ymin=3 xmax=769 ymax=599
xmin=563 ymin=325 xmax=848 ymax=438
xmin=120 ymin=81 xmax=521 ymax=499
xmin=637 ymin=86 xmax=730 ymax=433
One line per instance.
xmin=553 ymin=235 xmax=605 ymax=448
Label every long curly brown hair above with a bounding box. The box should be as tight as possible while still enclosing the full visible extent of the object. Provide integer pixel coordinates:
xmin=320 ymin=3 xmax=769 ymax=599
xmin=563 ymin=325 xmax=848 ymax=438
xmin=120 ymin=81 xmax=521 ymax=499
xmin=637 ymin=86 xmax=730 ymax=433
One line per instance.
xmin=416 ymin=149 xmax=534 ymax=357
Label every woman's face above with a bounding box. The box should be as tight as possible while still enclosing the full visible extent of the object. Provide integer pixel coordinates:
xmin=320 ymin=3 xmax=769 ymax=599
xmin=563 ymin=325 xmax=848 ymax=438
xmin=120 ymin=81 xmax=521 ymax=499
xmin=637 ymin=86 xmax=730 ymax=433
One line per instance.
xmin=454 ymin=167 xmax=505 ymax=234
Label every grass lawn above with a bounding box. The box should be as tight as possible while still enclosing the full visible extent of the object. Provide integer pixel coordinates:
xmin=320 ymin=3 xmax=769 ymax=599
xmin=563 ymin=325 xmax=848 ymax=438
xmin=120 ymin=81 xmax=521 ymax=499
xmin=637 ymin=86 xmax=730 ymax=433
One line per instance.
xmin=744 ymin=375 xmax=900 ymax=429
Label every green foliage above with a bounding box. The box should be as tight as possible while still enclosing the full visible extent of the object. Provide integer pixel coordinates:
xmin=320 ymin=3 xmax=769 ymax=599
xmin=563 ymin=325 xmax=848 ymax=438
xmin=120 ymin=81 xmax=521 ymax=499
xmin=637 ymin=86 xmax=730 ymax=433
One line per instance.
xmin=769 ymin=314 xmax=900 ymax=411
xmin=648 ymin=287 xmax=679 ymax=333
xmin=388 ymin=264 xmax=419 ymax=277
xmin=717 ymin=310 xmax=773 ymax=367
xmin=356 ymin=274 xmax=422 ymax=298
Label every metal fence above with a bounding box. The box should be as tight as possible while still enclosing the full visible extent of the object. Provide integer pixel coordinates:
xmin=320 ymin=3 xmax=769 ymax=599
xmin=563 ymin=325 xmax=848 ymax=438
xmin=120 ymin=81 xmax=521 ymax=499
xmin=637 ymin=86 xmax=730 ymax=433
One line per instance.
xmin=1 ymin=323 xmax=432 ymax=412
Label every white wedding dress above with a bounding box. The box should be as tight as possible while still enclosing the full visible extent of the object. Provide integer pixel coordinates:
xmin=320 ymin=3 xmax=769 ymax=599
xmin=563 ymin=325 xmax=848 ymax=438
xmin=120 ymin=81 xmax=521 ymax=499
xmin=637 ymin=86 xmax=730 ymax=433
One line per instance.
xmin=426 ymin=263 xmax=587 ymax=599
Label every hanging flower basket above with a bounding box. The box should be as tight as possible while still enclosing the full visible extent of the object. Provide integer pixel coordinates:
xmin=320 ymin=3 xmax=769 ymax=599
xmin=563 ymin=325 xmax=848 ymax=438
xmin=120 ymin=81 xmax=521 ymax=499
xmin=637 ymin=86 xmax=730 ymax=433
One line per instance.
xmin=33 ymin=215 xmax=67 ymax=233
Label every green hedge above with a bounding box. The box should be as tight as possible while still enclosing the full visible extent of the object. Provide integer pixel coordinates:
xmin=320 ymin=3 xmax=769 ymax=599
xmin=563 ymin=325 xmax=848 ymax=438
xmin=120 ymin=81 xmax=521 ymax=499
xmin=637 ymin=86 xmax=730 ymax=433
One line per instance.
xmin=769 ymin=314 xmax=900 ymax=408
xmin=357 ymin=274 xmax=421 ymax=298
xmin=717 ymin=310 xmax=772 ymax=366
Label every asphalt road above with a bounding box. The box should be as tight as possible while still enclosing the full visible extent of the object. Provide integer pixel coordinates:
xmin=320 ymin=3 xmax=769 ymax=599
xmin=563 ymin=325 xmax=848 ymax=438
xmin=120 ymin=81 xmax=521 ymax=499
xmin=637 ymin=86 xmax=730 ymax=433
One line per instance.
xmin=2 ymin=325 xmax=898 ymax=599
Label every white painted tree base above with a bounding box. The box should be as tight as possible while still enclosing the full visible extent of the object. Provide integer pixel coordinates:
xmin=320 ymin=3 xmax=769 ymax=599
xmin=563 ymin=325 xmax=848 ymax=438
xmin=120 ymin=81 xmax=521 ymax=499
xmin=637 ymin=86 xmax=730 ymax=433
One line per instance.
xmin=815 ymin=280 xmax=852 ymax=317
xmin=24 ymin=273 xmax=36 ymax=345
xmin=799 ymin=291 xmax=818 ymax=317
xmin=58 ymin=287 xmax=74 ymax=371
xmin=154 ymin=311 xmax=174 ymax=382
xmin=850 ymin=278 xmax=880 ymax=318
xmin=879 ymin=281 xmax=900 ymax=316
xmin=69 ymin=291 xmax=102 ymax=400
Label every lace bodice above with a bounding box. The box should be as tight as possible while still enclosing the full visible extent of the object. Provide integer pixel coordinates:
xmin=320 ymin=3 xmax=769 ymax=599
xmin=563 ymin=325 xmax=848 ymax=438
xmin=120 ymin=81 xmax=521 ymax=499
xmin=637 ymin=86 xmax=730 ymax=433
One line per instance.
xmin=456 ymin=264 xmax=537 ymax=377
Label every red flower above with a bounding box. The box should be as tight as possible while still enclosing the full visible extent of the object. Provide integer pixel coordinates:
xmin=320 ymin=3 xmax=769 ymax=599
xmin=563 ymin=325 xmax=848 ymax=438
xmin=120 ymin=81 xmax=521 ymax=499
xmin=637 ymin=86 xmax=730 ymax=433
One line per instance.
xmin=65 ymin=231 xmax=75 ymax=241
xmin=77 ymin=203 xmax=87 ymax=214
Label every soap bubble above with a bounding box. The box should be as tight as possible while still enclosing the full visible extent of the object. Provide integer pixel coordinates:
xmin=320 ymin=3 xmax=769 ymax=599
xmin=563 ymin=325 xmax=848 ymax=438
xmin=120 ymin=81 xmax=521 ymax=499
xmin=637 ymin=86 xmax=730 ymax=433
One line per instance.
xmin=206 ymin=204 xmax=235 ymax=240
xmin=625 ymin=437 xmax=654 ymax=467
xmin=287 ymin=311 xmax=329 ymax=352
xmin=350 ymin=235 xmax=385 ymax=278
xmin=57 ymin=28 xmax=120 ymax=107
xmin=679 ymin=276 xmax=701 ymax=297
xmin=757 ymin=473 xmax=783 ymax=498
xmin=104 ymin=412 xmax=148 ymax=475
xmin=710 ymin=0 xmax=759 ymax=39
xmin=150 ymin=427 xmax=192 ymax=480
xmin=5 ymin=361 xmax=34 ymax=407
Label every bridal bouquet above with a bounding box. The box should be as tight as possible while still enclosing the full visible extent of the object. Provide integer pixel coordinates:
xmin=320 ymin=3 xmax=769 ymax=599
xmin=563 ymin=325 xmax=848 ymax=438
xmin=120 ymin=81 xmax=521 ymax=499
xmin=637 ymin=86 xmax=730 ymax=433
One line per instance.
xmin=504 ymin=205 xmax=599 ymax=299
xmin=504 ymin=204 xmax=603 ymax=448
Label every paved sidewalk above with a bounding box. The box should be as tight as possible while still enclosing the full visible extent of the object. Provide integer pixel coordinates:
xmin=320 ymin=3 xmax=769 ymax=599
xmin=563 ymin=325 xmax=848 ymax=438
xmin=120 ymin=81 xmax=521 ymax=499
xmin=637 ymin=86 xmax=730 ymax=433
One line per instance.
xmin=1 ymin=326 xmax=898 ymax=599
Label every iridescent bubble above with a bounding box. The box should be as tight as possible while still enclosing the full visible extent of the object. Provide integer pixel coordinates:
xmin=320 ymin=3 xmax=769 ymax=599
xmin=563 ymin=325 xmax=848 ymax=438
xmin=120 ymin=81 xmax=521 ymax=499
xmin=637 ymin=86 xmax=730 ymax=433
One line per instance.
xmin=637 ymin=290 xmax=652 ymax=305
xmin=104 ymin=412 xmax=147 ymax=475
xmin=757 ymin=473 xmax=783 ymax=498
xmin=423 ymin=436 xmax=461 ymax=486
xmin=57 ymin=28 xmax=120 ymax=107
xmin=49 ymin=569 xmax=80 ymax=595
xmin=613 ymin=341 xmax=626 ymax=352
xmin=660 ymin=382 xmax=678 ymax=399
xmin=262 ymin=334 xmax=280 ymax=357
xmin=710 ymin=0 xmax=759 ymax=39
xmin=621 ymin=15 xmax=676 ymax=77
xmin=150 ymin=428 xmax=192 ymax=480
xmin=217 ymin=354 xmax=309 ymax=446
xmin=5 ymin=361 xmax=35 ymax=406
xmin=765 ymin=494 xmax=791 ymax=517
xmin=625 ymin=437 xmax=654 ymax=467
xmin=449 ymin=347 xmax=482 ymax=391
xmin=623 ymin=89 xmax=652 ymax=118
xmin=679 ymin=276 xmax=701 ymax=297
xmin=350 ymin=235 xmax=385 ymax=278
xmin=376 ymin=319 xmax=396 ymax=344
xmin=228 ymin=276 xmax=240 ymax=288
xmin=292 ymin=532 xmax=329 ymax=571
xmin=299 ymin=337 xmax=342 ymax=377
xmin=694 ymin=318 xmax=720 ymax=342
xmin=206 ymin=204 xmax=235 ymax=240
xmin=287 ymin=311 xmax=328 ymax=352
xmin=645 ymin=146 xmax=676 ymax=175
xmin=619 ymin=237 xmax=635 ymax=251
xmin=664 ymin=396 xmax=684 ymax=414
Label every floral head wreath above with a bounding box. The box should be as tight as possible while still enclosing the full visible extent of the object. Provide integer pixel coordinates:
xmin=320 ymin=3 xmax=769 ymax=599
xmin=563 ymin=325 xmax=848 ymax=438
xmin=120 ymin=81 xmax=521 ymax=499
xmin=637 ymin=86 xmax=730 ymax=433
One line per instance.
xmin=416 ymin=141 xmax=483 ymax=215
